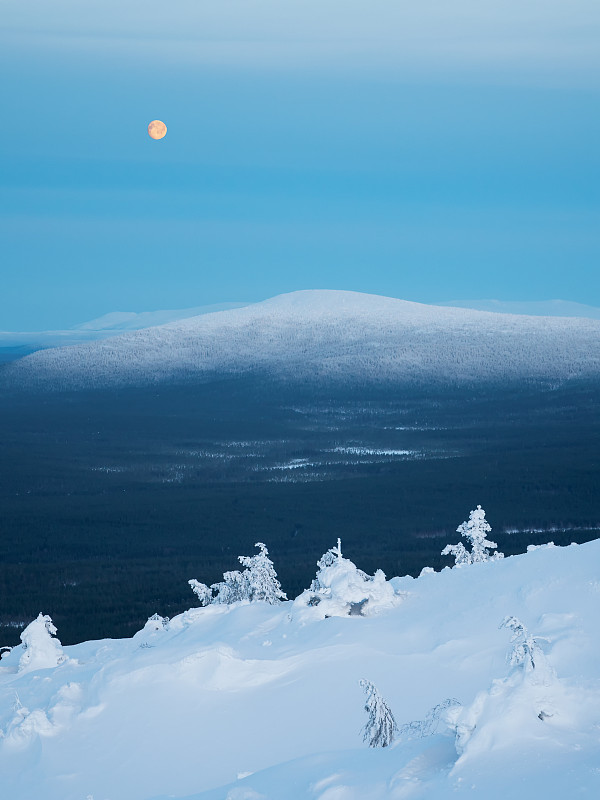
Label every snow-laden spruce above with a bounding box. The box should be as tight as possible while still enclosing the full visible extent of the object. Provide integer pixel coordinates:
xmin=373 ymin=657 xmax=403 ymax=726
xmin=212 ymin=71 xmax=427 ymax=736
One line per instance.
xmin=189 ymin=542 xmax=286 ymax=606
xmin=292 ymin=538 xmax=401 ymax=620
xmin=442 ymin=505 xmax=504 ymax=565
xmin=359 ymin=679 xmax=398 ymax=748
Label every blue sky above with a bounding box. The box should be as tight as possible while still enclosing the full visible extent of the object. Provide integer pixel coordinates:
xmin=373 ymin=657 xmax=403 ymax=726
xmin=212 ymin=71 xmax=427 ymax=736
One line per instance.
xmin=1 ymin=0 xmax=599 ymax=329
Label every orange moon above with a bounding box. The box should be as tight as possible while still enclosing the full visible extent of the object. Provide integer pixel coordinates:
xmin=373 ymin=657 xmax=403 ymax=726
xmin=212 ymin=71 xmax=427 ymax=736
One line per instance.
xmin=148 ymin=120 xmax=167 ymax=140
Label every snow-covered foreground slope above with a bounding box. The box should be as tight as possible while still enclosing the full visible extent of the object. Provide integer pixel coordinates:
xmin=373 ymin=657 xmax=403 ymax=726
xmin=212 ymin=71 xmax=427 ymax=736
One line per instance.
xmin=1 ymin=540 xmax=599 ymax=800
xmin=4 ymin=290 xmax=600 ymax=390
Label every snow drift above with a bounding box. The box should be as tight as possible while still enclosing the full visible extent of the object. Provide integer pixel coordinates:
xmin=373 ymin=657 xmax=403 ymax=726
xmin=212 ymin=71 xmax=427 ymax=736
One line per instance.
xmin=1 ymin=538 xmax=599 ymax=800
xmin=4 ymin=290 xmax=600 ymax=390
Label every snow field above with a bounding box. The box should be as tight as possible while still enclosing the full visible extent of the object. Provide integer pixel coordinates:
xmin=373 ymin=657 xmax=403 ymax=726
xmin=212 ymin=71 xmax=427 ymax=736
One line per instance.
xmin=0 ymin=540 xmax=599 ymax=799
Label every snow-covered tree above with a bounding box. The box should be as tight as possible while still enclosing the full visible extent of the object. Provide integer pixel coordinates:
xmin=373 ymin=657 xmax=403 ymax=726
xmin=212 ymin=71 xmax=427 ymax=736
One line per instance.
xmin=458 ymin=505 xmax=502 ymax=562
xmin=238 ymin=542 xmax=287 ymax=604
xmin=211 ymin=569 xmax=248 ymax=605
xmin=359 ymin=679 xmax=398 ymax=748
xmin=440 ymin=540 xmax=472 ymax=566
xmin=500 ymin=615 xmax=549 ymax=675
xmin=188 ymin=579 xmax=213 ymax=606
xmin=189 ymin=542 xmax=286 ymax=606
xmin=316 ymin=537 xmax=343 ymax=574
xmin=309 ymin=537 xmax=345 ymax=593
xmin=18 ymin=613 xmax=66 ymax=672
xmin=442 ymin=505 xmax=504 ymax=565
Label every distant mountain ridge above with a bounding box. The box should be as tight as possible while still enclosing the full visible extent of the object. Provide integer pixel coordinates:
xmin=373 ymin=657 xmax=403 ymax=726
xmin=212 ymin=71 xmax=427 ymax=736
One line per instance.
xmin=4 ymin=290 xmax=600 ymax=391
xmin=435 ymin=299 xmax=600 ymax=319
xmin=0 ymin=303 xmax=249 ymax=355
xmin=72 ymin=302 xmax=249 ymax=331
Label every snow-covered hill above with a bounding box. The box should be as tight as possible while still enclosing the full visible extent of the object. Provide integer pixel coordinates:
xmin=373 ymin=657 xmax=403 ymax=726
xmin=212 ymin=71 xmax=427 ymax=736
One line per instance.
xmin=4 ymin=291 xmax=600 ymax=391
xmin=1 ymin=538 xmax=599 ymax=800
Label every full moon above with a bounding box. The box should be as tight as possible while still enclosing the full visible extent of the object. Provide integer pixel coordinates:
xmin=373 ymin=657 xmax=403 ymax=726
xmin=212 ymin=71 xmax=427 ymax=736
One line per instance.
xmin=148 ymin=120 xmax=167 ymax=140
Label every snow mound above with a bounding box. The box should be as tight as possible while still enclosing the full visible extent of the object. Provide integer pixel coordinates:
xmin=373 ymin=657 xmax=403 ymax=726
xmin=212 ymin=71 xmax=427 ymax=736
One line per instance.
xmin=1 ymin=540 xmax=599 ymax=799
xmin=18 ymin=613 xmax=68 ymax=673
xmin=4 ymin=290 xmax=600 ymax=390
xmin=292 ymin=539 xmax=401 ymax=621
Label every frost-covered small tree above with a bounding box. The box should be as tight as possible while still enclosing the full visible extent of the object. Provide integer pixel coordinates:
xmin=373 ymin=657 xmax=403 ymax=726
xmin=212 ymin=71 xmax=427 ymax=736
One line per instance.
xmin=309 ymin=537 xmax=345 ymax=592
xmin=190 ymin=542 xmax=286 ymax=606
xmin=18 ymin=613 xmax=66 ymax=672
xmin=318 ymin=537 xmax=343 ymax=571
xmin=359 ymin=679 xmax=398 ymax=748
xmin=442 ymin=505 xmax=504 ymax=565
xmin=211 ymin=569 xmax=248 ymax=605
xmin=440 ymin=540 xmax=472 ymax=566
xmin=188 ymin=579 xmax=213 ymax=606
xmin=500 ymin=615 xmax=549 ymax=675
xmin=238 ymin=542 xmax=287 ymax=604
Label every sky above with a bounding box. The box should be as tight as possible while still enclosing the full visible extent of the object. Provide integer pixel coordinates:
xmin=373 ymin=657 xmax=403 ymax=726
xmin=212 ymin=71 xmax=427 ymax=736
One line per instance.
xmin=1 ymin=0 xmax=599 ymax=330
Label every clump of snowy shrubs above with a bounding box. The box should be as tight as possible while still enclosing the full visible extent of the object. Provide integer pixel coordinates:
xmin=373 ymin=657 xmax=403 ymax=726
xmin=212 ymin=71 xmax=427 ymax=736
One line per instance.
xmin=293 ymin=538 xmax=400 ymax=621
xmin=358 ymin=679 xmax=462 ymax=749
xmin=145 ymin=613 xmax=170 ymax=632
xmin=397 ymin=698 xmax=462 ymax=743
xmin=188 ymin=538 xmax=402 ymax=624
xmin=357 ymin=613 xmax=560 ymax=755
xmin=442 ymin=505 xmax=504 ymax=566
xmin=189 ymin=542 xmax=287 ymax=607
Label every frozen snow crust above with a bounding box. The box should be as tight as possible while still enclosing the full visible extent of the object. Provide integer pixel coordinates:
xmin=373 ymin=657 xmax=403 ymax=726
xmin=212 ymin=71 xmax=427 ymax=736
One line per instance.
xmin=1 ymin=540 xmax=600 ymax=799
xmin=5 ymin=290 xmax=600 ymax=390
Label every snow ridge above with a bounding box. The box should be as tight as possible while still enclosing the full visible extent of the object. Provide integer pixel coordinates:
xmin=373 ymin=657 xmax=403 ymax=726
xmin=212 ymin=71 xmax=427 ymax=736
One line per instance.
xmin=4 ymin=290 xmax=600 ymax=390
xmin=1 ymin=539 xmax=599 ymax=800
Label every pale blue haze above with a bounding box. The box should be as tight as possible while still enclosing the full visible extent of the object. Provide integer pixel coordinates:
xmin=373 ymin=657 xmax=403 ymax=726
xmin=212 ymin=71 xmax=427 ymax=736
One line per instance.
xmin=1 ymin=0 xmax=599 ymax=329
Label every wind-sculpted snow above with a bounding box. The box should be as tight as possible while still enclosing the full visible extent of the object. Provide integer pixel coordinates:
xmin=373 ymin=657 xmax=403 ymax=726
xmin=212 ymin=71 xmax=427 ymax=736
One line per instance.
xmin=4 ymin=290 xmax=600 ymax=390
xmin=1 ymin=540 xmax=599 ymax=800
